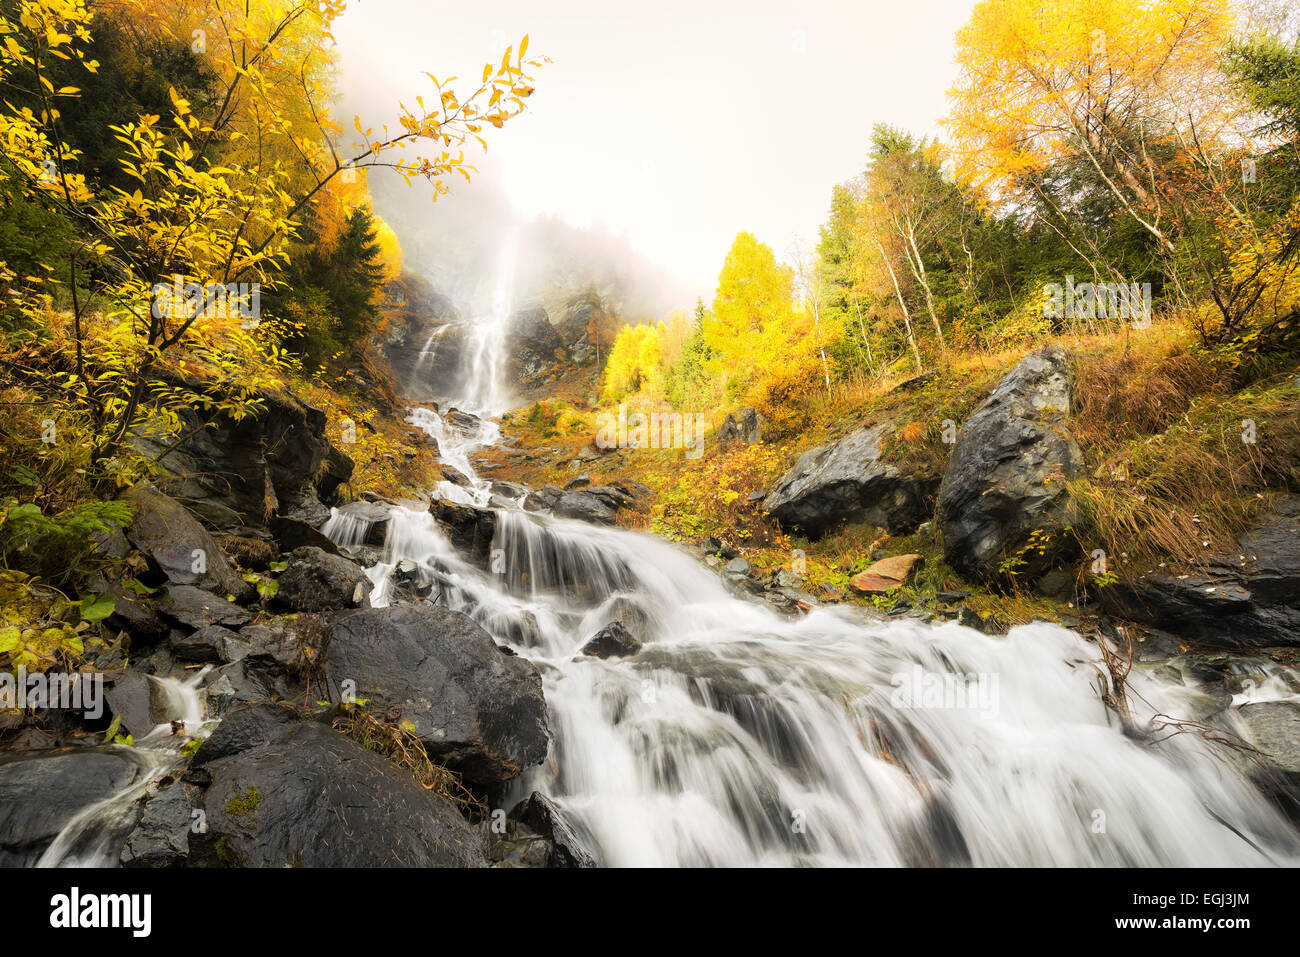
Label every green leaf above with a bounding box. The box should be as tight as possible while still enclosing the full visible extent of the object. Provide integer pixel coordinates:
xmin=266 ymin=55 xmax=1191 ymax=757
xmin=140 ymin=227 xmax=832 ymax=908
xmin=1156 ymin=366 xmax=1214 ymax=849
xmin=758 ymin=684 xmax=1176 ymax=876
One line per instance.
xmin=78 ymin=593 xmax=115 ymax=622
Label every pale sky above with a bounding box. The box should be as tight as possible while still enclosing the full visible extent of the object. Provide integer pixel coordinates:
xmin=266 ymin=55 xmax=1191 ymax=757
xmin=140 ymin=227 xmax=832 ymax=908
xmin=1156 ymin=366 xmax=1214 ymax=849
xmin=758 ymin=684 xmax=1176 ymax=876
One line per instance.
xmin=335 ymin=0 xmax=977 ymax=309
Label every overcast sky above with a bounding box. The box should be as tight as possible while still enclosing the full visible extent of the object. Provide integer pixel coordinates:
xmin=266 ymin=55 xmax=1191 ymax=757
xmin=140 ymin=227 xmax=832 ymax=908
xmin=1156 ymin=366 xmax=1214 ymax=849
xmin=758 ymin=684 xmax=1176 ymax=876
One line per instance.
xmin=335 ymin=0 xmax=976 ymax=311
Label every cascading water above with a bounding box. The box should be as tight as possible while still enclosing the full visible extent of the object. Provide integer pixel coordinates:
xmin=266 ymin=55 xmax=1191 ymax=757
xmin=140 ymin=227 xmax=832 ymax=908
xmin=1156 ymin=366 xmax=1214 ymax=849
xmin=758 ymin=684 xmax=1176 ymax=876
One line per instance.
xmin=37 ymin=668 xmax=216 ymax=868
xmin=456 ymin=226 xmax=519 ymax=417
xmin=339 ymin=413 xmax=1300 ymax=868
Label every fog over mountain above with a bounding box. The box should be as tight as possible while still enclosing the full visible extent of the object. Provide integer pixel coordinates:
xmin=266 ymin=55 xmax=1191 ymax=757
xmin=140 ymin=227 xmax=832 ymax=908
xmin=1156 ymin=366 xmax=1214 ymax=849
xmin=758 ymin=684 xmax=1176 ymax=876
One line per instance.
xmin=366 ymin=168 xmax=695 ymax=324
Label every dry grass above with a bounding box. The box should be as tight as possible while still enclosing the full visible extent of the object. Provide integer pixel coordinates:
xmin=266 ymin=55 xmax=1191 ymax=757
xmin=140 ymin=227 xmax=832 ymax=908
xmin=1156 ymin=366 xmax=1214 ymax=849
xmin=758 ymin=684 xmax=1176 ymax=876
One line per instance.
xmin=1073 ymin=343 xmax=1228 ymax=447
xmin=331 ymin=706 xmax=487 ymax=817
xmin=1069 ymin=376 xmax=1300 ymax=567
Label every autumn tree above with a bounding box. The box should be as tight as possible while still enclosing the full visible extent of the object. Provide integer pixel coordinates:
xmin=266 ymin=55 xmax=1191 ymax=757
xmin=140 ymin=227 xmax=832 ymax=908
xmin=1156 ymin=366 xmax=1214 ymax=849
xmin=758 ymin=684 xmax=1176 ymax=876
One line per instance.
xmin=947 ymin=0 xmax=1234 ymax=252
xmin=0 ymin=0 xmax=544 ymax=477
xmin=706 ymin=232 xmax=795 ymax=393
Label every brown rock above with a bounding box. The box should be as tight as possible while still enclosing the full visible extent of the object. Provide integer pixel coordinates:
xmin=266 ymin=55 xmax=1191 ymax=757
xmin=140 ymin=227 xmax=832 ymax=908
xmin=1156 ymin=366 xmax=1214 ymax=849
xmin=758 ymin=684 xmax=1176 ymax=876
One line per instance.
xmin=849 ymin=553 xmax=924 ymax=595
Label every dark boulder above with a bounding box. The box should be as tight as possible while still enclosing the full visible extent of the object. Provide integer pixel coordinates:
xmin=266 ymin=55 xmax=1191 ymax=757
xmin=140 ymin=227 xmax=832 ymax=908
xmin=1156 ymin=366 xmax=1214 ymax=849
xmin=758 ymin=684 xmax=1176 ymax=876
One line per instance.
xmin=268 ymin=515 xmax=341 ymax=556
xmin=762 ymin=423 xmax=938 ymax=539
xmin=553 ymin=490 xmax=618 ymax=525
xmin=119 ymin=774 xmax=194 ymax=867
xmin=130 ymin=378 xmax=353 ymax=533
xmin=524 ymin=485 xmax=564 ymax=513
xmin=322 ymin=605 xmax=549 ymax=786
xmin=171 ymin=625 xmax=252 ymax=665
xmin=429 ymin=499 xmax=497 ymax=567
xmin=189 ymin=704 xmax=486 ymax=867
xmin=124 ymin=485 xmax=248 ymax=597
xmin=274 ymin=546 xmax=373 ymax=613
xmin=937 ymin=346 xmax=1083 ymax=581
xmin=105 ymin=672 xmax=171 ymax=739
xmin=482 ymin=791 xmax=596 ymax=868
xmin=157 ymin=584 xmax=253 ymax=630
xmin=581 ymin=621 xmax=642 ymax=659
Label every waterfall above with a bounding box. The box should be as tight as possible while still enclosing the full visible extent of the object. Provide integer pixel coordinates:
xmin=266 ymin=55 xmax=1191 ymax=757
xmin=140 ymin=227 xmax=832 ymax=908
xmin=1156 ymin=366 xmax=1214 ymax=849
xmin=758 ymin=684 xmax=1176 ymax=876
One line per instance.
xmin=405 ymin=228 xmax=520 ymax=417
xmin=457 ymin=226 xmax=519 ymax=416
xmin=320 ymin=507 xmax=373 ymax=547
xmin=37 ymin=668 xmax=216 ymax=868
xmin=344 ymin=412 xmax=1300 ymax=867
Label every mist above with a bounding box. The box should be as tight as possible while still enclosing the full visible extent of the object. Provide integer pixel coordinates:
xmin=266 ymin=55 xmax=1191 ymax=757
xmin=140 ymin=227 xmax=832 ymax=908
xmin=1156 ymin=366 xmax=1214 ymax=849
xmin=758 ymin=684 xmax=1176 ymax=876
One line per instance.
xmin=332 ymin=0 xmax=974 ymax=324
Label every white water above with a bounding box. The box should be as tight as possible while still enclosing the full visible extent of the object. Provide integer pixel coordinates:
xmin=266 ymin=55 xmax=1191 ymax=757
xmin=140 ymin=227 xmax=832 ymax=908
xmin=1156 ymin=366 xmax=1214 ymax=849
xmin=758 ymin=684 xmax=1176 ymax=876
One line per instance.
xmin=37 ymin=668 xmax=215 ymax=868
xmin=340 ymin=416 xmax=1300 ymax=868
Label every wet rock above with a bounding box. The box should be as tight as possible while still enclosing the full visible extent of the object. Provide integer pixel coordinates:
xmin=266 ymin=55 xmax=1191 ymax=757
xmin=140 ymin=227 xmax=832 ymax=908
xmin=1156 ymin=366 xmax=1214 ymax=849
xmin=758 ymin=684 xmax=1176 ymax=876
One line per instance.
xmin=171 ymin=625 xmax=251 ymax=665
xmin=429 ymin=499 xmax=498 ymax=567
xmin=0 ymin=748 xmax=148 ymax=866
xmin=322 ymin=605 xmax=550 ymax=786
xmin=208 ymin=654 xmax=299 ymax=707
xmin=189 ymin=704 xmax=486 ymax=867
xmin=1236 ymin=701 xmax=1300 ymax=777
xmin=439 ymin=464 xmax=472 ymax=487
xmin=268 ymin=515 xmax=341 ymax=556
xmin=552 ymin=489 xmax=618 ymax=525
xmin=157 ymin=584 xmax=253 ymax=630
xmin=937 ymin=346 xmax=1083 ymax=581
xmin=340 ymin=543 xmax=384 ymax=567
xmin=205 ymin=673 xmax=236 ymax=718
xmin=524 ymin=485 xmax=564 ymax=513
xmin=379 ymin=275 xmax=467 ymax=398
xmin=105 ymin=672 xmax=170 ymax=739
xmin=509 ymin=792 xmax=596 ymax=867
xmin=120 ymin=774 xmax=193 ymax=867
xmin=849 ymin=553 xmax=924 ymax=595
xmin=581 ymin=621 xmax=642 ymax=659
xmin=763 ymin=423 xmax=939 ymax=539
xmin=490 ymin=480 xmax=531 ymax=500
xmin=274 ymin=546 xmax=372 ymax=613
xmin=438 ymin=407 xmax=480 ymax=439
xmin=603 ymin=596 xmax=655 ymax=644
xmin=124 ymin=485 xmax=248 ymax=597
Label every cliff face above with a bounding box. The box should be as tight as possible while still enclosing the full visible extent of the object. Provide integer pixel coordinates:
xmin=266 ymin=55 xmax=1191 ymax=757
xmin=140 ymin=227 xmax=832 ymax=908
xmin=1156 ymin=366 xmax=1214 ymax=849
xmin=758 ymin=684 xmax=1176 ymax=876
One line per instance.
xmin=377 ymin=274 xmax=468 ymax=401
xmin=377 ymin=272 xmax=609 ymax=405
